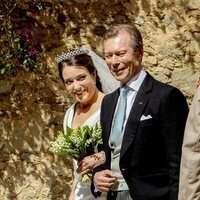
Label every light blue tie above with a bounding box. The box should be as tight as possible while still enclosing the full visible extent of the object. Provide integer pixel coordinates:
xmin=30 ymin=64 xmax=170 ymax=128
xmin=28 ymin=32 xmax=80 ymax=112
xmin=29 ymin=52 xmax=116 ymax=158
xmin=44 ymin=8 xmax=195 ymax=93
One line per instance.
xmin=110 ymin=85 xmax=129 ymax=148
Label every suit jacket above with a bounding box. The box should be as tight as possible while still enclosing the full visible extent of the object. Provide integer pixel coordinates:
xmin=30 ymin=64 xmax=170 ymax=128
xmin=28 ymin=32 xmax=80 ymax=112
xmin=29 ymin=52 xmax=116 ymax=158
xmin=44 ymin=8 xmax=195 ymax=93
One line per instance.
xmin=92 ymin=73 xmax=188 ymax=200
xmin=178 ymin=86 xmax=200 ymax=200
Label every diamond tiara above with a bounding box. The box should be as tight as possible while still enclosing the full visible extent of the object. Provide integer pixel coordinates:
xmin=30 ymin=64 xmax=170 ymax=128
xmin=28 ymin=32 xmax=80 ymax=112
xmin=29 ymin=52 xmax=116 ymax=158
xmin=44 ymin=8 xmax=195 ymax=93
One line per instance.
xmin=55 ymin=48 xmax=90 ymax=64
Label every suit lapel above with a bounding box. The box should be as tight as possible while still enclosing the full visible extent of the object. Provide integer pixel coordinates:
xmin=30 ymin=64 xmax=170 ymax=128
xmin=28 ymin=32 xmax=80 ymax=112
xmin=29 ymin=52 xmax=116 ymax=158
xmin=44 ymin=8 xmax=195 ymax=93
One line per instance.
xmin=102 ymin=90 xmax=120 ymax=143
xmin=120 ymin=73 xmax=154 ymax=158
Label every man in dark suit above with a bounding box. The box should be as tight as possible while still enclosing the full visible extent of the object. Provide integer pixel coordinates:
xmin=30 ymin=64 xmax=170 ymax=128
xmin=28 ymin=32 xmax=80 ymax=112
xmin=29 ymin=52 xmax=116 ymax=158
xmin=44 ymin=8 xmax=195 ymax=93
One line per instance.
xmin=92 ymin=24 xmax=189 ymax=200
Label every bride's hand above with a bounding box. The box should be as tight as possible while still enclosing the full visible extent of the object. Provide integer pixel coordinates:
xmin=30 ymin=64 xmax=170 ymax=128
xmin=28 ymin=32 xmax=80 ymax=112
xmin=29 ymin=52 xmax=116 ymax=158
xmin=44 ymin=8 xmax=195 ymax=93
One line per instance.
xmin=76 ymin=152 xmax=105 ymax=175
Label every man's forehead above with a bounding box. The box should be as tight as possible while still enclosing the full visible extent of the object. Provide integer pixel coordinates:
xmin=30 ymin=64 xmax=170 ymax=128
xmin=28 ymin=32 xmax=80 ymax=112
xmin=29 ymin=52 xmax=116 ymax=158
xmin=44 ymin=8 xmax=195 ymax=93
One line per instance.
xmin=103 ymin=33 xmax=131 ymax=53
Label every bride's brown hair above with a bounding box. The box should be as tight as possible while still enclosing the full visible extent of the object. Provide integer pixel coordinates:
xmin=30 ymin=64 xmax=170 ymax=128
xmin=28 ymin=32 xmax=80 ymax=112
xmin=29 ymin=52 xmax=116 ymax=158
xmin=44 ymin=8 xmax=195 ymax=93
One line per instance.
xmin=58 ymin=54 xmax=103 ymax=92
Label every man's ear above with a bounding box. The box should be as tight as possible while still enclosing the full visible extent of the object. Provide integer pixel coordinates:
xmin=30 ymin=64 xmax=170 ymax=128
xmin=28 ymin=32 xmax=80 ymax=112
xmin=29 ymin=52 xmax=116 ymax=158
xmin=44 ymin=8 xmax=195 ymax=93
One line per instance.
xmin=136 ymin=47 xmax=143 ymax=63
xmin=137 ymin=47 xmax=143 ymax=59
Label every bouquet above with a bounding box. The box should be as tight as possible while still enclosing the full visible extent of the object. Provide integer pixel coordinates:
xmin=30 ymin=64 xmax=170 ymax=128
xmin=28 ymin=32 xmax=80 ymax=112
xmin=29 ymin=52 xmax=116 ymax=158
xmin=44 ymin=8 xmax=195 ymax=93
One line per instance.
xmin=50 ymin=123 xmax=102 ymax=182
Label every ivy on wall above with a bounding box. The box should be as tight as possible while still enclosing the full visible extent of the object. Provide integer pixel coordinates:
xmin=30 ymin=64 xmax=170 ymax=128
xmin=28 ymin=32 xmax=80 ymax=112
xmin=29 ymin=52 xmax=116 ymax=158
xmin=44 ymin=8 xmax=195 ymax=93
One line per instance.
xmin=0 ymin=27 xmax=45 ymax=74
xmin=0 ymin=0 xmax=47 ymax=75
xmin=0 ymin=0 xmax=128 ymax=75
xmin=0 ymin=0 xmax=69 ymax=75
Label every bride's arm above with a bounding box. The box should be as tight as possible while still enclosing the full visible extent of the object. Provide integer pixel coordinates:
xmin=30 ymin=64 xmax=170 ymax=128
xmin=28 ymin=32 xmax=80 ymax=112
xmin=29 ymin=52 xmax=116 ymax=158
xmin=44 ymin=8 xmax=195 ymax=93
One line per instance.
xmin=68 ymin=191 xmax=74 ymax=200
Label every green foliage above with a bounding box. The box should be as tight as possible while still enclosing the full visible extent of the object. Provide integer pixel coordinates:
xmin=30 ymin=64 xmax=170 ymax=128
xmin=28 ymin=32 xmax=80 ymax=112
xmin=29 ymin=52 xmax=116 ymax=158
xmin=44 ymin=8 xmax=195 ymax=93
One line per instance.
xmin=0 ymin=0 xmax=100 ymax=76
xmin=0 ymin=0 xmax=49 ymax=76
xmin=50 ymin=123 xmax=102 ymax=160
xmin=50 ymin=123 xmax=102 ymax=183
xmin=0 ymin=28 xmax=45 ymax=75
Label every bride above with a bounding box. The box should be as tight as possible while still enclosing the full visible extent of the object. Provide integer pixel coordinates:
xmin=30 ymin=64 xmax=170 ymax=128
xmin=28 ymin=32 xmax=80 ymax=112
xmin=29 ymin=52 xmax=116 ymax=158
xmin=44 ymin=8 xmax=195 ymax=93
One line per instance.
xmin=56 ymin=48 xmax=119 ymax=200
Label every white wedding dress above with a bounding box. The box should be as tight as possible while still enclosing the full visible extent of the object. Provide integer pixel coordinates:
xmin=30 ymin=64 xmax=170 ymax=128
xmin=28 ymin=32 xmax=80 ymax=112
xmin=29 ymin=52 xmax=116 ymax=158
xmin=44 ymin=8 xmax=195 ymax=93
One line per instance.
xmin=63 ymin=102 xmax=107 ymax=200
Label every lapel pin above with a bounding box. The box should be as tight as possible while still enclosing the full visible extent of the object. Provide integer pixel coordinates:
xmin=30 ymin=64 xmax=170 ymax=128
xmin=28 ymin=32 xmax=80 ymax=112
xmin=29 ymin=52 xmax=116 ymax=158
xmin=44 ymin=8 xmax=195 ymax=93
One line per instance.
xmin=139 ymin=102 xmax=143 ymax=105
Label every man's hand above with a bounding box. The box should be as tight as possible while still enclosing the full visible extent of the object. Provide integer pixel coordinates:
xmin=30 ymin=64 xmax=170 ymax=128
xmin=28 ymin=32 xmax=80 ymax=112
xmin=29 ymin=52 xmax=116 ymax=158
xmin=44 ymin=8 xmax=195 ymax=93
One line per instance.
xmin=94 ymin=170 xmax=117 ymax=192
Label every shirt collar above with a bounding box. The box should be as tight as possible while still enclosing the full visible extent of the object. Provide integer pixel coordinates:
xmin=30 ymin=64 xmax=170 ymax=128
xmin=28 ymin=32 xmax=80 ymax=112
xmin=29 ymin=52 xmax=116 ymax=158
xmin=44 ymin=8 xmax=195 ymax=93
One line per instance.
xmin=125 ymin=69 xmax=147 ymax=92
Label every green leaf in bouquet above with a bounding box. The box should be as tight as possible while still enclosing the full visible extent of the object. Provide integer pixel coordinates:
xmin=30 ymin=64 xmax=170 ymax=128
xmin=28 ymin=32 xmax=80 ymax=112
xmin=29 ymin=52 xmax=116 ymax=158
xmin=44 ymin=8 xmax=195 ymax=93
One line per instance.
xmin=79 ymin=126 xmax=89 ymax=158
xmin=65 ymin=148 xmax=81 ymax=160
xmin=66 ymin=126 xmax=73 ymax=136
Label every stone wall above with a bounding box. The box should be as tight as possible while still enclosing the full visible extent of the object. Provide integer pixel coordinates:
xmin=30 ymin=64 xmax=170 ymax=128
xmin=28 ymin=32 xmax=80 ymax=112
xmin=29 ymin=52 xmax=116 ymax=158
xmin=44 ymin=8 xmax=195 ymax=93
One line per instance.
xmin=0 ymin=72 xmax=73 ymax=199
xmin=0 ymin=0 xmax=199 ymax=199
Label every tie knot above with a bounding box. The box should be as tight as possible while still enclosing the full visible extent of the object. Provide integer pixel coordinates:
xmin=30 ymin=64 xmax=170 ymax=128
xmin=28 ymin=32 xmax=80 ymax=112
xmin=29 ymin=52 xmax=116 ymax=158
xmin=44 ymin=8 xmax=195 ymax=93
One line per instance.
xmin=120 ymin=85 xmax=129 ymax=95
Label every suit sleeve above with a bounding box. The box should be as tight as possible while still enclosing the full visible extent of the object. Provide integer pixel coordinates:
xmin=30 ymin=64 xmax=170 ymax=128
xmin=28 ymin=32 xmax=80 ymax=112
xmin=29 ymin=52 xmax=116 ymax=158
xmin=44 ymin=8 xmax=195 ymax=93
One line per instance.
xmin=178 ymin=88 xmax=200 ymax=200
xmin=91 ymin=96 xmax=110 ymax=197
xmin=160 ymin=88 xmax=188 ymax=200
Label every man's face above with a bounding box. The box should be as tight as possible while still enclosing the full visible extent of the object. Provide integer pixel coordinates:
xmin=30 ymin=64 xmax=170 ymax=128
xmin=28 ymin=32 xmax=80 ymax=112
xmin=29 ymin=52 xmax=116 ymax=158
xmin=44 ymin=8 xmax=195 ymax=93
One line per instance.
xmin=104 ymin=32 xmax=142 ymax=85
